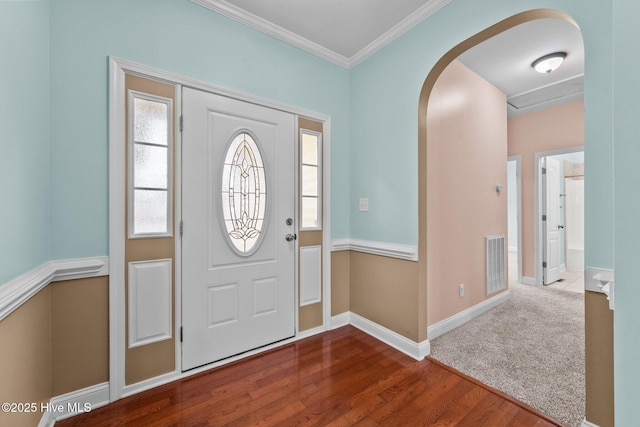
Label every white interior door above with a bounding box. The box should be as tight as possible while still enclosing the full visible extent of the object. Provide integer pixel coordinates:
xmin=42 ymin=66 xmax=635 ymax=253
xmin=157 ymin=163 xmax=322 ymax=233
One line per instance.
xmin=181 ymin=88 xmax=296 ymax=371
xmin=543 ymin=157 xmax=561 ymax=285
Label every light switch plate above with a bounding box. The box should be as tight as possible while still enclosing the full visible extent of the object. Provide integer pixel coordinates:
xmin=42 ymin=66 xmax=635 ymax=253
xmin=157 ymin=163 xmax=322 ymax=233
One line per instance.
xmin=359 ymin=198 xmax=369 ymax=212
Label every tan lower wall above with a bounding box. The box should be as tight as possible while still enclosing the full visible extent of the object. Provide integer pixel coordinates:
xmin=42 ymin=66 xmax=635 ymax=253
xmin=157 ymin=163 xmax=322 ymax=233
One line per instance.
xmin=51 ymin=277 xmax=109 ymax=395
xmin=299 ymin=303 xmax=323 ymax=331
xmin=331 ymin=251 xmax=350 ymax=316
xmin=0 ymin=288 xmax=52 ymax=427
xmin=0 ymin=276 xmax=110 ymax=427
xmin=349 ymin=252 xmax=419 ymax=341
xmin=585 ymin=291 xmax=614 ymax=427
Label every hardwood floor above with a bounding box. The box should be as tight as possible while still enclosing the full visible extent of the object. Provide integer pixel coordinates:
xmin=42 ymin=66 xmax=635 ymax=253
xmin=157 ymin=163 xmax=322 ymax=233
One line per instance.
xmin=57 ymin=326 xmax=562 ymax=426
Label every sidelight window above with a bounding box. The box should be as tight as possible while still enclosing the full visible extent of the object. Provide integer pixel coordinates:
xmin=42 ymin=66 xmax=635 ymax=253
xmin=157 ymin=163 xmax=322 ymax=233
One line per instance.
xmin=300 ymin=130 xmax=322 ymax=230
xmin=128 ymin=91 xmax=173 ymax=237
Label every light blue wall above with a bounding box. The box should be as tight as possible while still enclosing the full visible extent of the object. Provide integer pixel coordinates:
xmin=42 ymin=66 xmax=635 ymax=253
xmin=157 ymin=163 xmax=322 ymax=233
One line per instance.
xmin=0 ymin=1 xmax=50 ymax=284
xmin=613 ymin=0 xmax=640 ymax=423
xmin=47 ymin=0 xmax=350 ymax=259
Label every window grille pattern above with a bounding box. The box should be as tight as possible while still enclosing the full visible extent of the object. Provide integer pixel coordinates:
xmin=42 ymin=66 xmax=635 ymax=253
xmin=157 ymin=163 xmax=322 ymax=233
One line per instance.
xmin=222 ymin=132 xmax=267 ymax=254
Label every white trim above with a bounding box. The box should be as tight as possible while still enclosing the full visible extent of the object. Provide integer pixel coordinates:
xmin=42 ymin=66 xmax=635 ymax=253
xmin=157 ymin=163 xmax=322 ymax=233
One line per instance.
xmin=109 ymin=57 xmax=332 ymax=400
xmin=427 ymin=290 xmax=510 ymax=340
xmin=520 ymin=276 xmax=537 ymax=286
xmin=321 ymin=119 xmax=332 ymax=331
xmin=331 ymin=238 xmax=418 ymax=261
xmin=581 ymin=419 xmax=600 ymax=427
xmin=191 ymin=0 xmax=350 ymax=68
xmin=39 ymin=382 xmax=110 ymax=426
xmin=349 ymin=0 xmax=453 ymax=67
xmin=585 ymin=266 xmax=614 ymax=293
xmin=508 ymin=155 xmax=523 ymax=285
xmin=109 ymin=57 xmax=127 ymax=403
xmin=534 ymin=146 xmax=584 ymax=286
xmin=127 ymin=259 xmax=173 ymax=348
xmin=0 ymin=256 xmax=109 ymax=322
xmin=190 ymin=0 xmax=452 ymax=69
xmin=350 ymin=312 xmax=430 ymax=361
xmin=299 ymin=245 xmax=322 ymax=306
xmin=330 ymin=312 xmax=351 ymax=330
xmin=122 ymin=371 xmax=181 ymax=398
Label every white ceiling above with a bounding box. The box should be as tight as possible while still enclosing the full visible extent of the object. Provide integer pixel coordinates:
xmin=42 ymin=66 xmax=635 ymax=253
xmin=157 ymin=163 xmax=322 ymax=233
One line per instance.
xmin=192 ymin=1 xmax=585 ymax=114
xmin=192 ymin=0 xmax=452 ymax=67
xmin=457 ymin=18 xmax=584 ymax=116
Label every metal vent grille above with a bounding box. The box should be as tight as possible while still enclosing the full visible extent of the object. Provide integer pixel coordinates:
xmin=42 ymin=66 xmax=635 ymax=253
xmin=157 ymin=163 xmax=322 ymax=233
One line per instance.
xmin=486 ymin=235 xmax=506 ymax=296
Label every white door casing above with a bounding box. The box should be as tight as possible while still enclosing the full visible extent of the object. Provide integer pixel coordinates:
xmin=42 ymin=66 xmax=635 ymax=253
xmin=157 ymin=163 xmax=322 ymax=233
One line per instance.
xmin=543 ymin=157 xmax=561 ymax=285
xmin=181 ymin=88 xmax=296 ymax=370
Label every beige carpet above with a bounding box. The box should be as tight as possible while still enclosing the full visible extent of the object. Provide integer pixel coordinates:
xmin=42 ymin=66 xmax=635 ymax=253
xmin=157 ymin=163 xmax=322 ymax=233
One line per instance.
xmin=429 ymin=282 xmax=585 ymax=427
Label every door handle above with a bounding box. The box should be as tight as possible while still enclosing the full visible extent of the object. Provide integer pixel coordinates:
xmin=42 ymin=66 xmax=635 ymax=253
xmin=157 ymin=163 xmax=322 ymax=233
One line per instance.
xmin=285 ymin=233 xmax=297 ymax=242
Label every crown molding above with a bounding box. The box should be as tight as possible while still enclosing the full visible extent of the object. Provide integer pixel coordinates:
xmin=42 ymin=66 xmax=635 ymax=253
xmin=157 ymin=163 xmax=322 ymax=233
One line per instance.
xmin=191 ymin=0 xmax=350 ymax=68
xmin=349 ymin=0 xmax=453 ymax=67
xmin=191 ymin=0 xmax=453 ymax=69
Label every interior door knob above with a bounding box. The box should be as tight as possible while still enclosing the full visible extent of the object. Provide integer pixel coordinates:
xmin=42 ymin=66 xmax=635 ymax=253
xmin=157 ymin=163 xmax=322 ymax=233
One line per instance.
xmin=285 ymin=233 xmax=297 ymax=242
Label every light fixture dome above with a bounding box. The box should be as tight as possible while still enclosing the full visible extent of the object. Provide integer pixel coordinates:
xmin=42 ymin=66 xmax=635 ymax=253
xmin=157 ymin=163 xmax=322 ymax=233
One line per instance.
xmin=532 ymin=52 xmax=567 ymax=74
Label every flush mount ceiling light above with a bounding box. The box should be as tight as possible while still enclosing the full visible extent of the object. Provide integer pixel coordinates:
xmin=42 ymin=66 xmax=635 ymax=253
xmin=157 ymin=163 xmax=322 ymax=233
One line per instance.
xmin=532 ymin=52 xmax=567 ymax=74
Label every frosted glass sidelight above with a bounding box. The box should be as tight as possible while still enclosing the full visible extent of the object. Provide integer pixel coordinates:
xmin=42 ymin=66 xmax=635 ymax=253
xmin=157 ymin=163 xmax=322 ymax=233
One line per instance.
xmin=302 ymin=165 xmax=318 ymax=197
xmin=301 ymin=197 xmax=318 ymax=228
xmin=134 ymin=98 xmax=168 ymax=146
xmin=301 ymin=133 xmax=318 ymax=165
xmin=300 ymin=130 xmax=321 ymax=229
xmin=133 ymin=189 xmax=168 ymax=234
xmin=221 ymin=132 xmax=267 ymax=254
xmin=134 ymin=144 xmax=168 ymax=189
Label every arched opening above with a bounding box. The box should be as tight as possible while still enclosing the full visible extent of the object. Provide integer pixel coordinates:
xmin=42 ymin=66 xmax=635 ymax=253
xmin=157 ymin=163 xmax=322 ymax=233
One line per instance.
xmin=418 ymin=9 xmax=589 ymax=425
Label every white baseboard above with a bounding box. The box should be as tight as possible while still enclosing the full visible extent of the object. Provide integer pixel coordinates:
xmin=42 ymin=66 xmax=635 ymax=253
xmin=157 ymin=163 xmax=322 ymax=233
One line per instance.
xmin=123 ymin=371 xmax=181 ymax=398
xmin=39 ymin=382 xmax=110 ymax=426
xmin=330 ymin=312 xmax=351 ymax=329
xmin=520 ymin=276 xmax=536 ymax=286
xmin=0 ymin=256 xmax=109 ymax=321
xmin=581 ymin=419 xmax=600 ymax=427
xmin=427 ymin=290 xmax=510 ymax=341
xmin=350 ymin=312 xmax=429 ymax=360
xmin=296 ymin=325 xmax=326 ymax=340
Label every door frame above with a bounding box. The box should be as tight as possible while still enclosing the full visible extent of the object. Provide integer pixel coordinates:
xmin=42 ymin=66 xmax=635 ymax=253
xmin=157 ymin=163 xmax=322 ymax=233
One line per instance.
xmin=534 ymin=146 xmax=584 ymax=286
xmin=109 ymin=57 xmax=332 ymax=402
xmin=507 ymin=156 xmax=523 ymax=285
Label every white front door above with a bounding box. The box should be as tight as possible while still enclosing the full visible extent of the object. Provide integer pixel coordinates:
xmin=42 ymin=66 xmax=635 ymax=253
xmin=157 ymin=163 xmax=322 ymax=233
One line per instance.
xmin=543 ymin=157 xmax=561 ymax=285
xmin=181 ymin=88 xmax=296 ymax=370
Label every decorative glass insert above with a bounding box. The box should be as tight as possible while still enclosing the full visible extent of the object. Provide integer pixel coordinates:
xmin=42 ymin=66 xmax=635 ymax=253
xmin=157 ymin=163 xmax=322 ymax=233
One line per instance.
xmin=128 ymin=91 xmax=172 ymax=237
xmin=221 ymin=132 xmax=267 ymax=254
xmin=300 ymin=131 xmax=321 ymax=229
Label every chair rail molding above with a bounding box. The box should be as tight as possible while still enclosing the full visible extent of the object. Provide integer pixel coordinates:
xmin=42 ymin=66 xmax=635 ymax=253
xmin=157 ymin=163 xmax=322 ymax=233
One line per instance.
xmin=331 ymin=238 xmax=418 ymax=261
xmin=0 ymin=256 xmax=109 ymax=321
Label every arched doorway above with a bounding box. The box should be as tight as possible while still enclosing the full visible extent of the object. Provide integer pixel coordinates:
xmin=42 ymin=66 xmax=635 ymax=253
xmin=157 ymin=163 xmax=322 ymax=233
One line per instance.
xmin=418 ymin=8 xmax=591 ymax=426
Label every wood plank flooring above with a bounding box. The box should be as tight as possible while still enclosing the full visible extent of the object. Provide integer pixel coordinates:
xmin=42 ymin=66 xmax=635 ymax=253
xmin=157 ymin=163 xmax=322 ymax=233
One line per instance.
xmin=57 ymin=326 xmax=563 ymax=426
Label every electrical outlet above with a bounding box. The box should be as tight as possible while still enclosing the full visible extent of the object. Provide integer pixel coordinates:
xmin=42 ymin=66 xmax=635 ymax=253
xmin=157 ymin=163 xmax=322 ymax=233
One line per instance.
xmin=359 ymin=198 xmax=369 ymax=212
xmin=459 ymin=284 xmax=465 ymax=298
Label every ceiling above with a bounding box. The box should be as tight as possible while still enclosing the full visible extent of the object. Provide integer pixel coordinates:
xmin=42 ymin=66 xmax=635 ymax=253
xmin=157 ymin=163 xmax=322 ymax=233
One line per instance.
xmin=192 ymin=0 xmax=585 ymax=115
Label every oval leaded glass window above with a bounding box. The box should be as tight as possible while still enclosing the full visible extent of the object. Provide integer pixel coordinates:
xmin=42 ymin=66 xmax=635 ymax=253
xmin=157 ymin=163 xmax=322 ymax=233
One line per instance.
xmin=221 ymin=132 xmax=267 ymax=254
